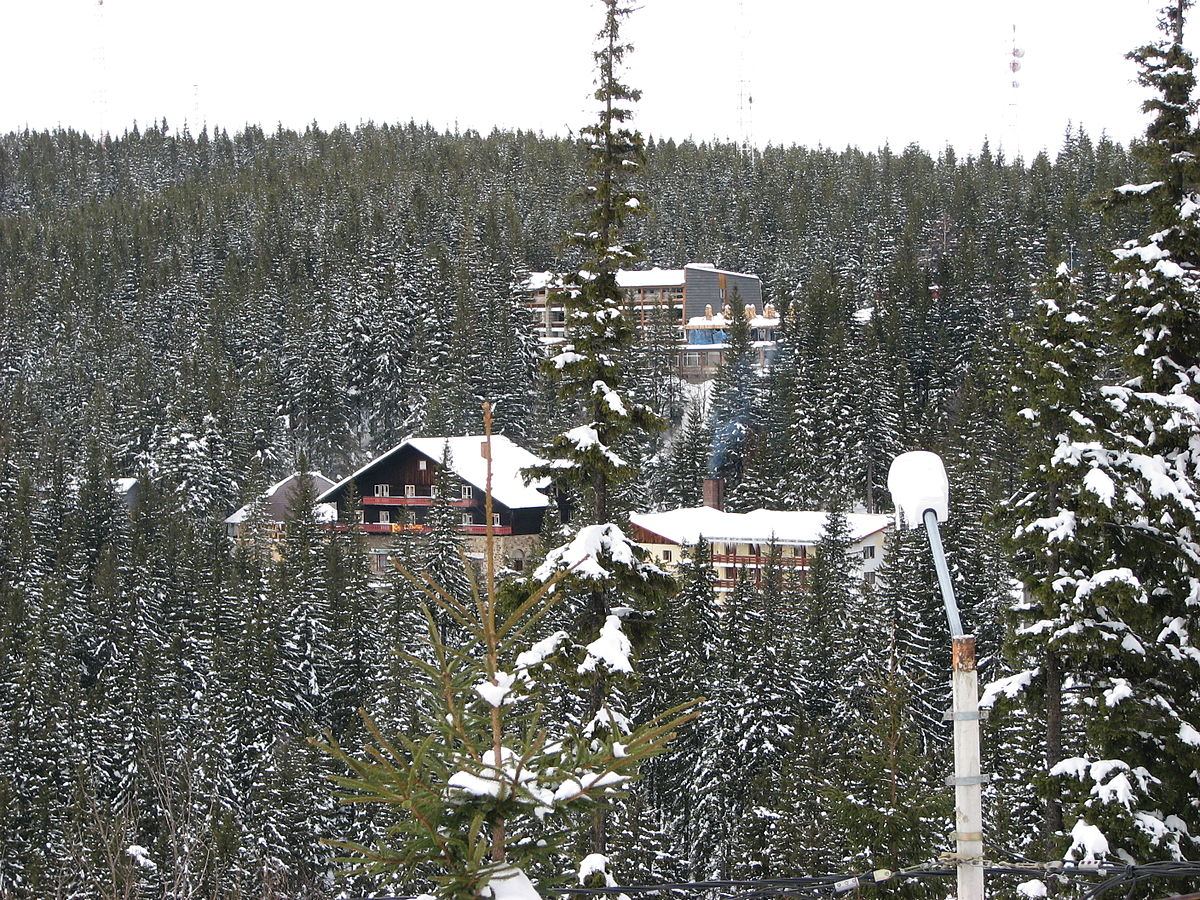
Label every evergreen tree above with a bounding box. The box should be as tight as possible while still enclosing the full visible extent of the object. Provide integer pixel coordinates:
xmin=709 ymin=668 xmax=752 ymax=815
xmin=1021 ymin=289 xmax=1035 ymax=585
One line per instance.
xmin=707 ymin=301 xmax=757 ymax=490
xmin=996 ymin=1 xmax=1200 ymax=863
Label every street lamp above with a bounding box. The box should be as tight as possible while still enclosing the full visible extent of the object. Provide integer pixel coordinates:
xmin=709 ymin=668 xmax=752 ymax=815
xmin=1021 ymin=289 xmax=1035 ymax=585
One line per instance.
xmin=887 ymin=451 xmax=985 ymax=900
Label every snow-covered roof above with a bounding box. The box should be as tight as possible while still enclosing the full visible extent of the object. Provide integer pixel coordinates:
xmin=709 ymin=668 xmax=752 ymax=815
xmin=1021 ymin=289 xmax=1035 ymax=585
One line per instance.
xmin=629 ymin=506 xmax=891 ymax=546
xmin=618 ymin=267 xmax=686 ymax=288
xmin=317 ymin=435 xmax=549 ymax=510
xmin=527 ymin=268 xmax=686 ymax=292
xmin=527 ymin=264 xmax=761 ymax=294
xmin=225 ymin=471 xmax=337 ymax=524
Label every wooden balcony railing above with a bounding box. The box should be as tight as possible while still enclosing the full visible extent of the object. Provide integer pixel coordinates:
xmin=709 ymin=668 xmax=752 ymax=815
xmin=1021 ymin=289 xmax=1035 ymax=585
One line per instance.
xmin=363 ymin=495 xmax=474 ymax=507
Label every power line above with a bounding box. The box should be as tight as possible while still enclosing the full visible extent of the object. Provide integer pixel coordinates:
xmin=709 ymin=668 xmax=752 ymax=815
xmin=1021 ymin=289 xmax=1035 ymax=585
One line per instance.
xmin=345 ymin=859 xmax=1200 ymax=900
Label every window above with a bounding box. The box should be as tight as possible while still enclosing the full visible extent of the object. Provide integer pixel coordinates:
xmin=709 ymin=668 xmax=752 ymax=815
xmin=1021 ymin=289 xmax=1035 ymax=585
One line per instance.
xmin=461 ymin=513 xmax=473 ymax=526
xmin=374 ymin=483 xmax=390 ymax=497
xmin=461 ymin=485 xmax=473 ymax=500
xmin=405 ymin=484 xmax=416 ymax=498
xmin=418 ymin=460 xmax=428 ymax=471
xmin=725 ymin=567 xmax=736 ymax=580
xmin=492 ymin=513 xmax=502 ymax=527
xmin=724 ymin=544 xmax=736 ymax=556
xmin=682 ymin=352 xmax=700 ymax=369
xmin=662 ymin=549 xmax=672 ymax=562
xmin=378 ymin=510 xmax=391 ymax=525
xmin=863 ymin=545 xmax=877 ymax=560
xmin=865 ymin=572 xmax=877 ymax=587
xmin=356 ymin=510 xmax=365 ymax=523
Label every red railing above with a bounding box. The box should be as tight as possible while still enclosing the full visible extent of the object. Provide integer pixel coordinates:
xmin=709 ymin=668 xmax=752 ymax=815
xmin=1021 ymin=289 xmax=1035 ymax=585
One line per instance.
xmin=362 ymin=495 xmax=474 ymax=507
xmin=354 ymin=523 xmax=511 ymax=536
xmin=711 ymin=553 xmax=809 ymax=568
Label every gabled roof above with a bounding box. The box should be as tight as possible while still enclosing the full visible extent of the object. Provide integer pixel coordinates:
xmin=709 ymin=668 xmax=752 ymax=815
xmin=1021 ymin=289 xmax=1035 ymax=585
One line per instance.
xmin=317 ymin=435 xmax=549 ymax=510
xmin=629 ymin=506 xmax=891 ymax=546
xmin=226 ymin=472 xmax=337 ymax=524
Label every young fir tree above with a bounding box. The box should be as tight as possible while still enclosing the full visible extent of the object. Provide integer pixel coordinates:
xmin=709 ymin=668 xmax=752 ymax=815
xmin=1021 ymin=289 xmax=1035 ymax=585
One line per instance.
xmin=530 ymin=0 xmax=660 ymax=529
xmin=523 ymin=0 xmax=672 ymax=857
xmin=317 ymin=418 xmax=695 ymax=900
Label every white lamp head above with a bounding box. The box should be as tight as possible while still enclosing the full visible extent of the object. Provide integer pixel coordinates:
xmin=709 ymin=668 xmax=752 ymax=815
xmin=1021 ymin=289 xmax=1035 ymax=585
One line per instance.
xmin=887 ymin=451 xmax=950 ymax=530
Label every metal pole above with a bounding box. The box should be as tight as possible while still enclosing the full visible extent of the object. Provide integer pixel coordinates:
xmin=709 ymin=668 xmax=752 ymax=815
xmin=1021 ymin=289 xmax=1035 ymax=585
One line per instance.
xmin=921 ymin=509 xmax=984 ymax=900
xmin=923 ymin=509 xmax=963 ymax=637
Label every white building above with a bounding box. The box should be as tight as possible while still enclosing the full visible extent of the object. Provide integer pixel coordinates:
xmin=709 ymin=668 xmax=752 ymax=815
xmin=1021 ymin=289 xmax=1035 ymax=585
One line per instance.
xmin=629 ymin=505 xmax=891 ymax=592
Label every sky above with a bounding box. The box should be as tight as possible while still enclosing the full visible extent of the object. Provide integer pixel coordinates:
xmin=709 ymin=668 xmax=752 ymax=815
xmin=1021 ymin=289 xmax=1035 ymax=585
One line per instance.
xmin=3 ymin=0 xmax=1193 ymax=158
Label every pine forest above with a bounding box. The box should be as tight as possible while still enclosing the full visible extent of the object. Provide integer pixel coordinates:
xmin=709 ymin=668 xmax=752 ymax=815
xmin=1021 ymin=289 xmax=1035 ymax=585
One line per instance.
xmin=0 ymin=1 xmax=1199 ymax=899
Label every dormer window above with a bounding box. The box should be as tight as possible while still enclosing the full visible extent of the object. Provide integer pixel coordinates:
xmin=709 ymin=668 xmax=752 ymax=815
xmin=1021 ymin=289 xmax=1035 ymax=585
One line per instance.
xmin=418 ymin=459 xmax=428 ymax=471
xmin=461 ymin=485 xmax=473 ymax=500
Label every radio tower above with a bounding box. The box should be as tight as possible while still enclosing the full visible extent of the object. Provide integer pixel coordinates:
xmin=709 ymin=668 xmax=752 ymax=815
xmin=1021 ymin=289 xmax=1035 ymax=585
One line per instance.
xmin=1006 ymin=23 xmax=1025 ymax=160
xmin=91 ymin=0 xmax=111 ymax=139
xmin=736 ymin=0 xmax=754 ymax=149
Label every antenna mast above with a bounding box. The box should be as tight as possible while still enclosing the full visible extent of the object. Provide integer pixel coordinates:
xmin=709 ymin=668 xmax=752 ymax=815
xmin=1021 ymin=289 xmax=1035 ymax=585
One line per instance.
xmin=1006 ymin=22 xmax=1024 ymax=160
xmin=92 ymin=0 xmax=111 ymax=139
xmin=736 ymin=0 xmax=754 ymax=149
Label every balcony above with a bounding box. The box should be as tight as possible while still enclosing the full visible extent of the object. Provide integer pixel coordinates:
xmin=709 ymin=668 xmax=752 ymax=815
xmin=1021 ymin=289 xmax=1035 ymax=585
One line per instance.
xmin=711 ymin=553 xmax=809 ymax=568
xmin=363 ymin=495 xmax=474 ymax=507
xmin=356 ymin=523 xmax=512 ymax=536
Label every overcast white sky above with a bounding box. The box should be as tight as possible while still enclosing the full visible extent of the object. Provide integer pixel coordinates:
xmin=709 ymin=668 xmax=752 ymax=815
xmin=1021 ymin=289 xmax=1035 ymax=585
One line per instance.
xmin=3 ymin=0 xmax=1193 ymax=158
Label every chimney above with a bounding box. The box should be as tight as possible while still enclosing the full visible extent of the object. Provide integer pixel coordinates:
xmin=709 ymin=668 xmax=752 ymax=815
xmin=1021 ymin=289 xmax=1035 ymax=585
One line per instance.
xmin=745 ymin=303 xmax=756 ymax=320
xmin=704 ymin=303 xmax=713 ymax=320
xmin=702 ymin=477 xmax=724 ymax=511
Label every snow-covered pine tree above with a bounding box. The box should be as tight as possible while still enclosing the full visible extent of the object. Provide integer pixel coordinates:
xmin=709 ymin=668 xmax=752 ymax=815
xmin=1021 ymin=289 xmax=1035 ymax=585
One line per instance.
xmin=1003 ymin=0 xmax=1200 ymax=863
xmin=800 ymin=503 xmax=861 ymax=735
xmin=707 ymin=298 xmax=758 ymax=491
xmin=522 ymin=0 xmax=674 ymax=858
xmin=987 ymin=263 xmax=1105 ymax=859
xmin=655 ymin=395 xmax=712 ymax=510
xmin=530 ymin=0 xmax=660 ymax=528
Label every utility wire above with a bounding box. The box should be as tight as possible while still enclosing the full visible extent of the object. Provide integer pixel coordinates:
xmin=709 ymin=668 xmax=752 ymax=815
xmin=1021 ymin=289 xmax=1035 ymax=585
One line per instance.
xmin=347 ymin=859 xmax=1200 ymax=900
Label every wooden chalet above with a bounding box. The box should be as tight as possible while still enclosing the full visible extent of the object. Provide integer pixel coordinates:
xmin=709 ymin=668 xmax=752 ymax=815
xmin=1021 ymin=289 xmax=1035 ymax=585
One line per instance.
xmin=315 ymin=435 xmax=549 ymax=574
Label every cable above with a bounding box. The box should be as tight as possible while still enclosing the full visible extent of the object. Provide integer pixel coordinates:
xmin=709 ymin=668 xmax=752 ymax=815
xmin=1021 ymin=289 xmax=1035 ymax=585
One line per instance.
xmin=344 ymin=859 xmax=1200 ymax=900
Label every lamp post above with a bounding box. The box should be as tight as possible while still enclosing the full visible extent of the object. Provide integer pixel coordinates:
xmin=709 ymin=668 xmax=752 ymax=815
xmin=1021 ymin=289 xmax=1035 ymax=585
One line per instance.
xmin=887 ymin=451 xmax=985 ymax=900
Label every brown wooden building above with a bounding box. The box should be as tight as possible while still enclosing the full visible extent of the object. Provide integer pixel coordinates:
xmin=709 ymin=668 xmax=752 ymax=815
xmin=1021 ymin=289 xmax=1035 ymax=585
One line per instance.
xmin=315 ymin=435 xmax=549 ymax=573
